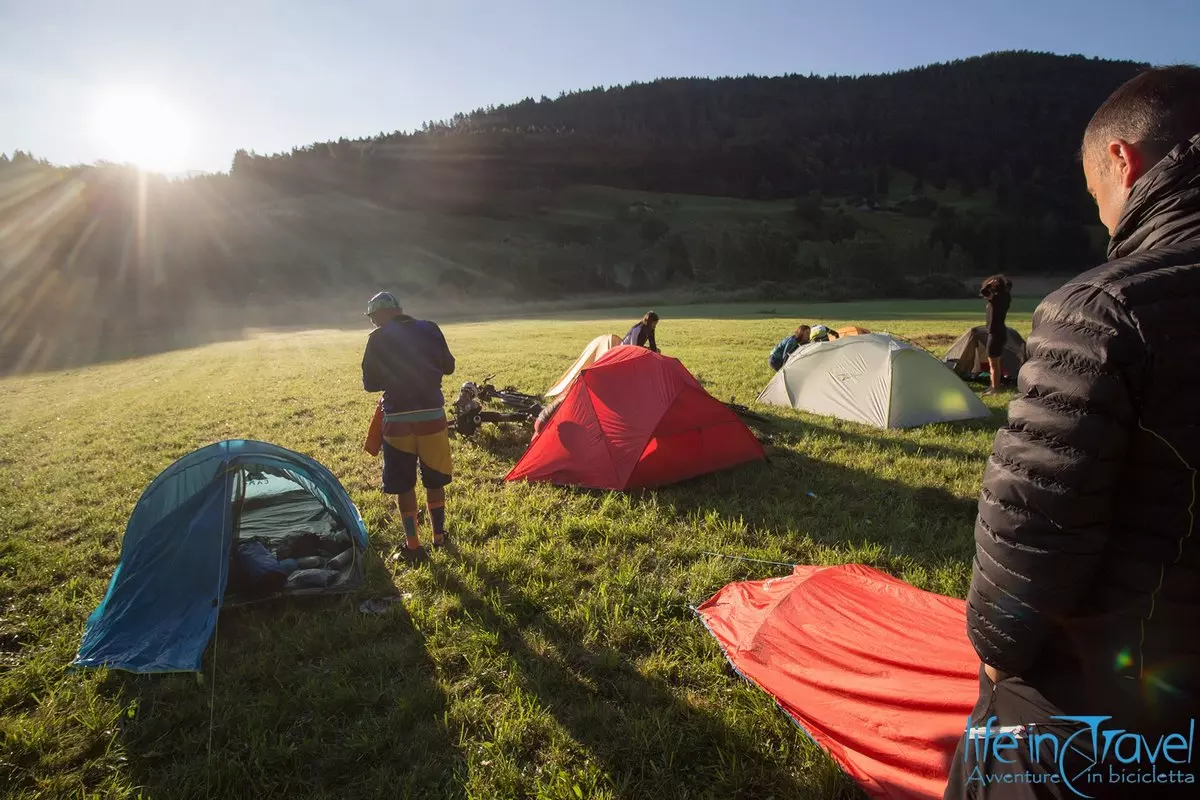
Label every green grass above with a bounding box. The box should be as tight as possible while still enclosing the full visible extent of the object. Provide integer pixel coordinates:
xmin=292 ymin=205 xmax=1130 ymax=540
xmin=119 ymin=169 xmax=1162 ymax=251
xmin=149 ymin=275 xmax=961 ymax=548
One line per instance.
xmin=0 ymin=300 xmax=1031 ymax=799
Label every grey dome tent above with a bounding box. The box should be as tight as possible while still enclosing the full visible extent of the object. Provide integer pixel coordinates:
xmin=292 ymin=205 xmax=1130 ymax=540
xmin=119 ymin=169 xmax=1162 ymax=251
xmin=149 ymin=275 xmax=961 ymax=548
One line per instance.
xmin=757 ymin=333 xmax=989 ymax=429
xmin=943 ymin=326 xmax=1026 ymax=381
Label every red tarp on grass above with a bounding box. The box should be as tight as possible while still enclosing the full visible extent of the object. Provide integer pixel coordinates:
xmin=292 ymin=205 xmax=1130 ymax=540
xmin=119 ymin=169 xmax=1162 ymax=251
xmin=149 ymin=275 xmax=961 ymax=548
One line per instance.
xmin=696 ymin=563 xmax=979 ymax=800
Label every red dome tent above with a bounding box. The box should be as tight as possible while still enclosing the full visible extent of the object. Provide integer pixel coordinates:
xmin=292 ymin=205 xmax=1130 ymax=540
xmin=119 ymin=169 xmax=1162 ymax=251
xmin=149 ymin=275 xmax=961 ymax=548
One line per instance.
xmin=506 ymin=346 xmax=765 ymax=490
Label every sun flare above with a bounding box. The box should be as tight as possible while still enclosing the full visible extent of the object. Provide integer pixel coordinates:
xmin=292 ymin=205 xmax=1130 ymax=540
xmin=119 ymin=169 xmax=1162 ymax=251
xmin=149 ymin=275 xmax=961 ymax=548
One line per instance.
xmin=89 ymin=88 xmax=193 ymax=173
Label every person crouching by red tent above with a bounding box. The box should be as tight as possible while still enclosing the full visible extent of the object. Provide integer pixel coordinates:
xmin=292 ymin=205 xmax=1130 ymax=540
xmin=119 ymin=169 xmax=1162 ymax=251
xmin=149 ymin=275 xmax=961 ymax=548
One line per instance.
xmin=622 ymin=311 xmax=660 ymax=353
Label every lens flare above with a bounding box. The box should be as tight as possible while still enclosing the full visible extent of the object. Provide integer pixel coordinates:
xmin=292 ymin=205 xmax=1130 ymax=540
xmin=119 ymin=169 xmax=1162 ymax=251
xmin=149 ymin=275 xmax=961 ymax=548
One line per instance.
xmin=89 ymin=87 xmax=193 ymax=173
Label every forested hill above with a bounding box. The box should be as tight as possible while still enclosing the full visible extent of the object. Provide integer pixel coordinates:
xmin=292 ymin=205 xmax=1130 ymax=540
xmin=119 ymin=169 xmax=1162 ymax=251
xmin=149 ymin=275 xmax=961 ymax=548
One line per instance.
xmin=236 ymin=51 xmax=1141 ymax=221
xmin=2 ymin=51 xmax=1146 ymax=372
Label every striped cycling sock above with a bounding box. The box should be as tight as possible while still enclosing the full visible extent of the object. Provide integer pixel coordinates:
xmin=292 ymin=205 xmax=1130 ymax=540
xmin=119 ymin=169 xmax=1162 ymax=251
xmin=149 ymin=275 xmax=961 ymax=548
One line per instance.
xmin=402 ymin=510 xmax=419 ymax=550
xmin=428 ymin=502 xmax=446 ymax=539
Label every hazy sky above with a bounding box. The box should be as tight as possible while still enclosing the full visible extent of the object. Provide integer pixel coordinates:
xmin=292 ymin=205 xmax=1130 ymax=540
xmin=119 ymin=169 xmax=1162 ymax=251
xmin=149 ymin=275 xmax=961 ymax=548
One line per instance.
xmin=1 ymin=0 xmax=1197 ymax=174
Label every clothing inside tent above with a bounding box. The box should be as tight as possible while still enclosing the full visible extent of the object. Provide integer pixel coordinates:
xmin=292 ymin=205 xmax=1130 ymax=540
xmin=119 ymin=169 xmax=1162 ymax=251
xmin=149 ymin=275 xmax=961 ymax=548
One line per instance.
xmin=75 ymin=440 xmax=369 ymax=674
xmin=227 ymin=465 xmax=360 ymax=602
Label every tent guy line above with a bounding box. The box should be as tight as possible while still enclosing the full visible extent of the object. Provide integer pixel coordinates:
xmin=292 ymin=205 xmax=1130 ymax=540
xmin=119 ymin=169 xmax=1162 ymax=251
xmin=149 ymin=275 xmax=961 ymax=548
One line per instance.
xmin=699 ymin=551 xmax=800 ymax=569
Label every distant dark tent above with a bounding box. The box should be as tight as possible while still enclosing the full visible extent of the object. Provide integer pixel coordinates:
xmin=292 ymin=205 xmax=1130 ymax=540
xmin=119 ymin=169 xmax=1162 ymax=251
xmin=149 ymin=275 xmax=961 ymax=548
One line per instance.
xmin=943 ymin=326 xmax=1026 ymax=380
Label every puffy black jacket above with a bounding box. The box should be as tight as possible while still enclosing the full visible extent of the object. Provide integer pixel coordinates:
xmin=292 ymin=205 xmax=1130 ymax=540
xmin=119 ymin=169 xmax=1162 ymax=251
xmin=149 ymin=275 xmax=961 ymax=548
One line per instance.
xmin=967 ymin=133 xmax=1200 ymax=723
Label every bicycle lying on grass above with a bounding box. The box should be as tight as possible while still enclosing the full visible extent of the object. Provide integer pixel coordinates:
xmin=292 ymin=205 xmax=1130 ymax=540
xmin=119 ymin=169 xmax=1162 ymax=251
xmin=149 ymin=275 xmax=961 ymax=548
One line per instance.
xmin=449 ymin=376 xmax=544 ymax=437
xmin=449 ymin=377 xmax=775 ymax=442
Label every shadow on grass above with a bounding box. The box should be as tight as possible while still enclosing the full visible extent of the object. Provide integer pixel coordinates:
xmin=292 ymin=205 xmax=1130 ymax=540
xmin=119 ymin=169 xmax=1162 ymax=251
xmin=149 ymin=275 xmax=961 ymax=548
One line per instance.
xmin=651 ymin=456 xmax=979 ymax=572
xmin=108 ymin=549 xmax=466 ymax=799
xmin=428 ymin=550 xmax=861 ymax=799
xmin=496 ymin=399 xmax=996 ymax=577
xmin=451 ymin=423 xmax=536 ymax=462
xmin=628 ymin=408 xmax=1002 ymax=574
xmin=0 ymin=324 xmax=246 ymax=377
xmin=767 ymin=407 xmax=1009 ymax=462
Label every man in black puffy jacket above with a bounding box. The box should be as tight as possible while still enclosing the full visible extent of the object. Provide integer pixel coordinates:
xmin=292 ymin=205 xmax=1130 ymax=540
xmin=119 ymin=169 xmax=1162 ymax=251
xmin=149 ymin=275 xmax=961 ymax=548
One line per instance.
xmin=946 ymin=66 xmax=1200 ymax=799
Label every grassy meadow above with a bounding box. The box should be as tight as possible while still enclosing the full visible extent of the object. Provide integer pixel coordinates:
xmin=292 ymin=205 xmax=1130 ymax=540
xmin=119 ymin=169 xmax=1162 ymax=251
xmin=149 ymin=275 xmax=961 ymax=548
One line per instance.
xmin=0 ymin=299 xmax=1035 ymax=799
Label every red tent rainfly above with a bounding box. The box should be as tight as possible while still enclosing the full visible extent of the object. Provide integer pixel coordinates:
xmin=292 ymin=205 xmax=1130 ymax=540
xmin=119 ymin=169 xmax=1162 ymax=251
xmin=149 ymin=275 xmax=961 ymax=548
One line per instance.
xmin=506 ymin=345 xmax=765 ymax=490
xmin=697 ymin=563 xmax=980 ymax=800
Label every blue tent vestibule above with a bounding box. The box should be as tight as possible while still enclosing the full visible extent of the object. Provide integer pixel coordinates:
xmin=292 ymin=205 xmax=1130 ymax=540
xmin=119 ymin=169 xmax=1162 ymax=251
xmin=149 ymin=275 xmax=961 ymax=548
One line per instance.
xmin=74 ymin=440 xmax=369 ymax=674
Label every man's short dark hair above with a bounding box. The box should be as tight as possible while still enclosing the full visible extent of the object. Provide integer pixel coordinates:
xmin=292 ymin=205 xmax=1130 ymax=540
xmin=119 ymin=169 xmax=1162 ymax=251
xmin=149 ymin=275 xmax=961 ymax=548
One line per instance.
xmin=1083 ymin=65 xmax=1200 ymax=165
xmin=980 ymin=274 xmax=1012 ymax=299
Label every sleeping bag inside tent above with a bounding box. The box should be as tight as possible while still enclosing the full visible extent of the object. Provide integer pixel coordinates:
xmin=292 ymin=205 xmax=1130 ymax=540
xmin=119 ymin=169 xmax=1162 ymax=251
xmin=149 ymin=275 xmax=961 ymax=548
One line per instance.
xmin=757 ymin=333 xmax=989 ymax=429
xmin=697 ymin=564 xmax=979 ymax=800
xmin=508 ymin=345 xmax=765 ymax=490
xmin=942 ymin=325 xmax=1026 ymax=381
xmin=545 ymin=333 xmax=622 ymax=398
xmin=74 ymin=440 xmax=368 ymax=674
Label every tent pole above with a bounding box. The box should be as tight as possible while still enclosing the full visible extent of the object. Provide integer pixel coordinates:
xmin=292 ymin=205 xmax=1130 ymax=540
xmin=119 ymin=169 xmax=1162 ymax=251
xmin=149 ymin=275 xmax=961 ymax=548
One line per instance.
xmin=206 ymin=467 xmax=233 ymax=794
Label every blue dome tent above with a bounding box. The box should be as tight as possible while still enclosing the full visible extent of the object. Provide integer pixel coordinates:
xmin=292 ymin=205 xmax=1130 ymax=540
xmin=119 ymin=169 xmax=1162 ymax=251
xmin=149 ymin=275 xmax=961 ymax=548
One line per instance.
xmin=74 ymin=440 xmax=369 ymax=674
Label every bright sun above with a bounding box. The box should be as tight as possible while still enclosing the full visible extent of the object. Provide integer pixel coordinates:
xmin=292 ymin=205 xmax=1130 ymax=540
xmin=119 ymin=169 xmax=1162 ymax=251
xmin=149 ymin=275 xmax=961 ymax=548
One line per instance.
xmin=89 ymin=88 xmax=193 ymax=173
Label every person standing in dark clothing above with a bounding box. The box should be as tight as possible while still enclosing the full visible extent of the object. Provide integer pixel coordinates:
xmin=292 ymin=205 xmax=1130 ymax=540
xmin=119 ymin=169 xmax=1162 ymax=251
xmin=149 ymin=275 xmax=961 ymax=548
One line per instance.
xmin=979 ymin=275 xmax=1012 ymax=394
xmin=945 ymin=66 xmax=1200 ymax=799
xmin=622 ymin=311 xmax=659 ymax=352
xmin=361 ymin=291 xmax=456 ymax=554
